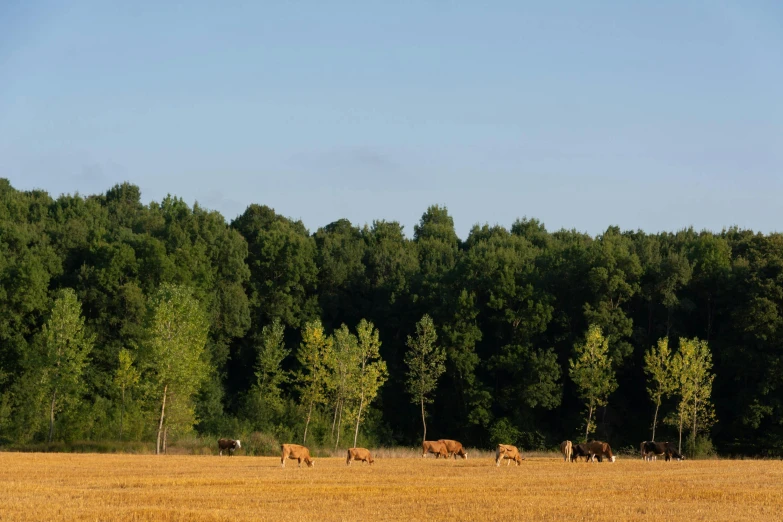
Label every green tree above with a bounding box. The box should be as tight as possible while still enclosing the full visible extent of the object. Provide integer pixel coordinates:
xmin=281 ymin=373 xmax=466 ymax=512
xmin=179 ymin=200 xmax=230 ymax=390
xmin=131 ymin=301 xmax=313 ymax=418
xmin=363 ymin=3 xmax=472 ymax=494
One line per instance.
xmin=253 ymin=319 xmax=289 ymax=425
xmin=114 ymin=348 xmax=140 ymax=441
xmin=569 ymin=324 xmax=617 ymax=442
xmin=643 ymin=338 xmax=678 ymax=441
xmin=297 ymin=319 xmax=333 ymax=444
xmin=405 ymin=314 xmax=445 ymax=443
xmin=351 ymin=319 xmax=387 ymax=448
xmin=37 ymin=289 xmax=94 ymax=443
xmin=328 ymin=324 xmax=358 ymax=449
xmin=675 ymin=337 xmax=716 ymax=455
xmin=147 ymin=284 xmax=210 ymax=455
xmin=584 ymin=227 xmax=642 ymax=363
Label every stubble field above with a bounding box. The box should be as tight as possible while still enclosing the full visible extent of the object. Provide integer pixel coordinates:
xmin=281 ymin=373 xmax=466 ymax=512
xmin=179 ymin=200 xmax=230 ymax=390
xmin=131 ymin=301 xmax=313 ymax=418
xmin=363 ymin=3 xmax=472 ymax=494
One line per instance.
xmin=1 ymin=452 xmax=782 ymax=521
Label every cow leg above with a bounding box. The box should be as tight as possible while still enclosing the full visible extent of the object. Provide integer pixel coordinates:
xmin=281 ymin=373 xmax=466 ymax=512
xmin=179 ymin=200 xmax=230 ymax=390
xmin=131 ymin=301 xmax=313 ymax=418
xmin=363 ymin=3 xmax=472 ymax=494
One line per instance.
xmin=219 ymin=450 xmax=223 ymax=456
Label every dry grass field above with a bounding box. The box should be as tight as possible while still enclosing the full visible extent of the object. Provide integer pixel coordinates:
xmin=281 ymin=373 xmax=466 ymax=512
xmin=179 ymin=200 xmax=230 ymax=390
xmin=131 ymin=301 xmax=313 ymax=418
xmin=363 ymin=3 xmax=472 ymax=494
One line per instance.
xmin=1 ymin=452 xmax=782 ymax=521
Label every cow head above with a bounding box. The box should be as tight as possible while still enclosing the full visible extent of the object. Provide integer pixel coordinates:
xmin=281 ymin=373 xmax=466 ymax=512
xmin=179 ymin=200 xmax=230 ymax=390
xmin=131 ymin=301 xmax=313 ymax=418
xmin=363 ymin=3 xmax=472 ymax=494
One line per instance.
xmin=611 ymin=456 xmax=617 ymax=462
xmin=306 ymin=457 xmax=315 ymax=468
xmin=235 ymin=440 xmax=241 ymax=449
xmin=369 ymin=457 xmax=375 ymax=465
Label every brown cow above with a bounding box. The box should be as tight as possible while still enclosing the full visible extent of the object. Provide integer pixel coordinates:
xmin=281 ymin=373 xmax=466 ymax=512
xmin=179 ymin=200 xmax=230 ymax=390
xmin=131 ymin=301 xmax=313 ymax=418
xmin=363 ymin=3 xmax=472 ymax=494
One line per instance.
xmin=560 ymin=440 xmax=572 ymax=462
xmin=422 ymin=440 xmax=449 ymax=458
xmin=346 ymin=447 xmax=374 ymax=466
xmin=280 ymin=443 xmax=315 ymax=468
xmin=438 ymin=439 xmax=468 ymax=460
xmin=217 ymin=438 xmax=241 ymax=456
xmin=584 ymin=441 xmax=616 ymax=462
xmin=495 ymin=444 xmax=524 ymax=466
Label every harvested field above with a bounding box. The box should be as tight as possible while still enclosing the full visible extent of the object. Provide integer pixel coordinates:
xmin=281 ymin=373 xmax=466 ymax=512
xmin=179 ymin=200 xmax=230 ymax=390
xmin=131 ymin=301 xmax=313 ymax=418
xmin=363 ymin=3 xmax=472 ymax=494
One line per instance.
xmin=1 ymin=452 xmax=782 ymax=521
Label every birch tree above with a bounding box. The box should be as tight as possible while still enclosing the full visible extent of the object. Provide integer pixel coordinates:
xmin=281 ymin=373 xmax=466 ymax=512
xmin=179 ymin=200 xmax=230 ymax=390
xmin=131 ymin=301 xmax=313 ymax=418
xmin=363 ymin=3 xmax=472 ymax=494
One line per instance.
xmin=114 ymin=348 xmax=140 ymax=441
xmin=569 ymin=324 xmax=617 ymax=442
xmin=38 ymin=289 xmax=94 ymax=443
xmin=329 ymin=324 xmax=358 ymax=450
xmin=643 ymin=337 xmax=678 ymax=441
xmin=405 ymin=314 xmax=445 ymax=443
xmin=148 ymin=284 xmax=210 ymax=455
xmin=675 ymin=337 xmax=716 ymax=456
xmin=351 ymin=319 xmax=387 ymax=448
xmin=297 ymin=319 xmax=333 ymax=445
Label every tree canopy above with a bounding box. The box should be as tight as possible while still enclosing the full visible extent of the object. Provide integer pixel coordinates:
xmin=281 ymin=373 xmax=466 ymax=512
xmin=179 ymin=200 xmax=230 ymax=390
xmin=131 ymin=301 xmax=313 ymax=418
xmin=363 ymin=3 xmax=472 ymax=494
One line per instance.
xmin=2 ymin=178 xmax=783 ymax=455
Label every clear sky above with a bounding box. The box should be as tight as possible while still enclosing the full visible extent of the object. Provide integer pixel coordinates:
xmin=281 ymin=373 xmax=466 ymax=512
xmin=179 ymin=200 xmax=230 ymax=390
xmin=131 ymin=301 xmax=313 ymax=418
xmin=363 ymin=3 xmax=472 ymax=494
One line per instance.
xmin=2 ymin=1 xmax=782 ymax=239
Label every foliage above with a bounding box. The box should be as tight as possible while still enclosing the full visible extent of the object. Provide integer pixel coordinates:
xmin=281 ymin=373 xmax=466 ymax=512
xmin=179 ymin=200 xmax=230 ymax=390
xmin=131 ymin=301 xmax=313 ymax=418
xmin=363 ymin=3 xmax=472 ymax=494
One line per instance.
xmin=147 ymin=284 xmax=210 ymax=453
xmin=644 ymin=337 xmax=678 ymax=440
xmin=296 ymin=319 xmax=334 ymax=444
xmin=405 ymin=314 xmax=445 ymax=442
xmin=34 ymin=289 xmax=95 ymax=443
xmin=4 ymin=178 xmax=783 ymax=454
xmin=569 ymin=324 xmax=617 ymax=442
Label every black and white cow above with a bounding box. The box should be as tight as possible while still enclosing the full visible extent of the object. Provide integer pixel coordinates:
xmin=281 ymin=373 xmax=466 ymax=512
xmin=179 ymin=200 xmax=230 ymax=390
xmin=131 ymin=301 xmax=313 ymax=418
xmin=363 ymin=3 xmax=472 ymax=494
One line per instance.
xmin=218 ymin=438 xmax=241 ymax=456
xmin=641 ymin=441 xmax=684 ymax=461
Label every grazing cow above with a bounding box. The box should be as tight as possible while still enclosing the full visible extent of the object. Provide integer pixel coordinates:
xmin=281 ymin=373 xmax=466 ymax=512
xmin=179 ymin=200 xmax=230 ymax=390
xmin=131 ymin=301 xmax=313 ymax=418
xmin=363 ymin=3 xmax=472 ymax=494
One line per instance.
xmin=422 ymin=440 xmax=449 ymax=458
xmin=495 ymin=444 xmax=524 ymax=466
xmin=438 ymin=439 xmax=468 ymax=460
xmin=570 ymin=443 xmax=591 ymax=462
xmin=281 ymin=444 xmax=315 ymax=468
xmin=346 ymin=447 xmax=375 ymax=466
xmin=217 ymin=438 xmax=241 ymax=456
xmin=584 ymin=441 xmax=616 ymax=462
xmin=560 ymin=440 xmax=573 ymax=462
xmin=641 ymin=441 xmax=684 ymax=462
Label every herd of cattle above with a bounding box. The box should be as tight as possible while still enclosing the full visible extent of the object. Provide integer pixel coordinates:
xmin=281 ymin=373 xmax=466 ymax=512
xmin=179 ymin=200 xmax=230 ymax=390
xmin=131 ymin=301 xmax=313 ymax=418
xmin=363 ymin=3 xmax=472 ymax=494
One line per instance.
xmin=218 ymin=437 xmax=686 ymax=467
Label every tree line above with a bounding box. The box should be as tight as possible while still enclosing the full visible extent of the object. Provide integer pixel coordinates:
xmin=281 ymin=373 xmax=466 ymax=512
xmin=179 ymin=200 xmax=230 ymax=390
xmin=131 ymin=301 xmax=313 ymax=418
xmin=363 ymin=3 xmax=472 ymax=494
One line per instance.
xmin=0 ymin=178 xmax=780 ymax=456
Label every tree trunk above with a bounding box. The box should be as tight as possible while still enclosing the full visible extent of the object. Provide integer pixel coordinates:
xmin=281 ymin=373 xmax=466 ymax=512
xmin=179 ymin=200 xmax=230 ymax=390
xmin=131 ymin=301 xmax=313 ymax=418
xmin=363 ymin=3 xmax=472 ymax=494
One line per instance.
xmin=692 ymin=397 xmax=698 ymax=456
xmin=678 ymin=409 xmax=684 ymax=454
xmin=353 ymin=392 xmax=365 ymax=448
xmin=48 ymin=390 xmax=57 ymax=444
xmin=421 ymin=397 xmax=427 ymax=444
xmin=303 ymin=400 xmax=313 ymax=445
xmin=334 ymin=400 xmax=344 ymax=451
xmin=585 ymin=403 xmax=594 ymax=443
xmin=651 ymin=398 xmax=660 ymax=442
xmin=156 ymin=384 xmax=168 ymax=455
xmin=331 ymin=398 xmax=340 ymax=441
xmin=163 ymin=426 xmax=168 ymax=455
xmin=119 ymin=387 xmax=125 ymax=441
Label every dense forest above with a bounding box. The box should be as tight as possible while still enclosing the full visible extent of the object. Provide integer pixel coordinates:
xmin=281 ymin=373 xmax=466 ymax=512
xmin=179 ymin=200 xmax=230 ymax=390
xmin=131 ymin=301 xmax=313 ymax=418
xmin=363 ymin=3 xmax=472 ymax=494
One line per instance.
xmin=1 ymin=178 xmax=782 ymax=456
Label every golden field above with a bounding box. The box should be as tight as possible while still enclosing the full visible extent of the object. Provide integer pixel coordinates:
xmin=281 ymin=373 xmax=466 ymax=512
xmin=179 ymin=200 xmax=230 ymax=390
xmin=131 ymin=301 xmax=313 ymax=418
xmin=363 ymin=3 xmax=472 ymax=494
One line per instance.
xmin=1 ymin=452 xmax=782 ymax=521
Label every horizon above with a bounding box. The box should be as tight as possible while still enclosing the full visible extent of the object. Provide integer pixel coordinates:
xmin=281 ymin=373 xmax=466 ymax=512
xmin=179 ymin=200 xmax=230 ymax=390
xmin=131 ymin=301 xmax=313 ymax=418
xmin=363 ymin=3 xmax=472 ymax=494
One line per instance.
xmin=2 ymin=1 xmax=782 ymax=238
xmin=3 ymin=176 xmax=776 ymax=240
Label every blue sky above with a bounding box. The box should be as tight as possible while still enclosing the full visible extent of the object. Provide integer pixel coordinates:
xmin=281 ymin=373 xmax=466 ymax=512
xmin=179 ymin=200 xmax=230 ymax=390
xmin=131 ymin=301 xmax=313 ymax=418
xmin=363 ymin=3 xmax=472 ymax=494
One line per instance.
xmin=2 ymin=1 xmax=782 ymax=238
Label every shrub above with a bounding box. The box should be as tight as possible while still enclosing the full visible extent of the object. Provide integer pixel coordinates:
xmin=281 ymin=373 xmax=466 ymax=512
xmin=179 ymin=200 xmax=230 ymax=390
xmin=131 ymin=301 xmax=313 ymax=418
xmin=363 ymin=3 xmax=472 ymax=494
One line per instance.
xmin=246 ymin=432 xmax=280 ymax=456
xmin=686 ymin=435 xmax=716 ymax=459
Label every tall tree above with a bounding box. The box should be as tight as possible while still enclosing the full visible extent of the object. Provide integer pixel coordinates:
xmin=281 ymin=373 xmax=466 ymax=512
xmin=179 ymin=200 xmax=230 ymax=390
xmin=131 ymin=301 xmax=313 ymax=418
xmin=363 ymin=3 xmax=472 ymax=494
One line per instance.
xmin=253 ymin=319 xmax=289 ymax=426
xmin=147 ymin=284 xmax=210 ymax=455
xmin=676 ymin=337 xmax=716 ymax=455
xmin=114 ymin=348 xmax=140 ymax=441
xmin=569 ymin=324 xmax=617 ymax=442
xmin=38 ymin=289 xmax=94 ymax=443
xmin=404 ymin=314 xmax=445 ymax=443
xmin=296 ymin=319 xmax=333 ymax=445
xmin=352 ymin=319 xmax=388 ymax=448
xmin=643 ymin=338 xmax=677 ymax=441
xmin=329 ymin=324 xmax=358 ymax=449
